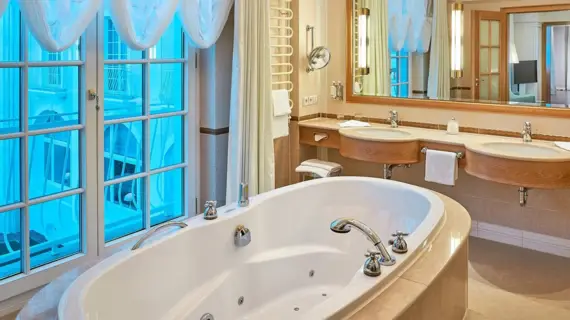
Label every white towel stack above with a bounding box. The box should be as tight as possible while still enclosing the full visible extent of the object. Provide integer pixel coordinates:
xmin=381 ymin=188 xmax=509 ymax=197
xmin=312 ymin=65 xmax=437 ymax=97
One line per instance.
xmin=272 ymin=89 xmax=291 ymax=139
xmin=296 ymin=159 xmax=343 ymax=178
xmin=424 ymin=149 xmax=458 ymax=186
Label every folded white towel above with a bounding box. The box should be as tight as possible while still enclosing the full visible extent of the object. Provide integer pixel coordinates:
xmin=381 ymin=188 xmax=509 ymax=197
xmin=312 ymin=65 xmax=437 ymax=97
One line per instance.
xmin=555 ymin=142 xmax=570 ymax=152
xmin=272 ymin=89 xmax=291 ymax=117
xmin=296 ymin=159 xmax=343 ymax=177
xmin=295 ymin=165 xmax=331 ymax=178
xmin=425 ymin=149 xmax=458 ymax=186
xmin=339 ymin=120 xmax=371 ymax=128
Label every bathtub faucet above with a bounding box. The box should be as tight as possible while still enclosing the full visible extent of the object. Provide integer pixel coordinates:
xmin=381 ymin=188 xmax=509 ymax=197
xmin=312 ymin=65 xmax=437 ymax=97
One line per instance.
xmin=330 ymin=218 xmax=396 ymax=267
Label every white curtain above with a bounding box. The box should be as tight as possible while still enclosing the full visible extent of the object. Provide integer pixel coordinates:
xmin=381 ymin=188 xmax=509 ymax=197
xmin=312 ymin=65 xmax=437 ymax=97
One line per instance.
xmin=178 ymin=0 xmax=234 ymax=48
xmin=427 ymin=0 xmax=450 ymax=100
xmin=508 ymin=16 xmax=519 ymax=64
xmin=0 ymin=0 xmax=8 ymax=17
xmin=363 ymin=0 xmax=390 ymax=96
xmin=107 ymin=0 xmax=179 ymax=50
xmin=17 ymin=0 xmax=102 ymax=52
xmin=226 ymin=0 xmax=275 ymax=203
xmin=388 ymin=0 xmax=431 ymax=53
xmin=388 ymin=0 xmax=409 ymax=51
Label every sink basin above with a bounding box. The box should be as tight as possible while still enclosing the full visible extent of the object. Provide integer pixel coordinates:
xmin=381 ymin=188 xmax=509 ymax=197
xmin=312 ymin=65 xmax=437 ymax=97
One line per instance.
xmin=339 ymin=127 xmax=414 ymax=141
xmin=468 ymin=142 xmax=567 ymax=160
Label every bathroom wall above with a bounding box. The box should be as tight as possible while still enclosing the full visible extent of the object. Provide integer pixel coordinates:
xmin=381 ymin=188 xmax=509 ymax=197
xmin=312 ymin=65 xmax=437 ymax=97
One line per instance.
xmin=292 ymin=0 xmax=570 ymax=243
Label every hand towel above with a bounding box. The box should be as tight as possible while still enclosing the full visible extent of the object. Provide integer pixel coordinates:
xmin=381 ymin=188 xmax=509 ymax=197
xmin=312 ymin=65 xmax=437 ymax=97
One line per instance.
xmin=339 ymin=120 xmax=371 ymax=128
xmin=425 ymin=149 xmax=458 ymax=186
xmin=272 ymin=89 xmax=291 ymax=116
xmin=555 ymin=142 xmax=570 ymax=152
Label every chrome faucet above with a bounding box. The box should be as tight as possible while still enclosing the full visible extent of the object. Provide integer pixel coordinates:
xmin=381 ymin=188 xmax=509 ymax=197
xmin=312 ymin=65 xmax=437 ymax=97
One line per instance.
xmin=203 ymin=201 xmax=217 ymax=220
xmin=521 ymin=121 xmax=532 ymax=143
xmin=389 ymin=110 xmax=399 ymax=128
xmin=238 ymin=182 xmax=249 ymax=207
xmin=330 ymin=218 xmax=395 ymax=267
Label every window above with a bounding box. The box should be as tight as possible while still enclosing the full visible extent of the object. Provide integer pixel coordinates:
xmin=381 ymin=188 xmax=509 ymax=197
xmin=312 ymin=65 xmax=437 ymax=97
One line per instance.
xmin=390 ymin=49 xmax=410 ymax=98
xmin=0 ymin=4 xmax=194 ymax=301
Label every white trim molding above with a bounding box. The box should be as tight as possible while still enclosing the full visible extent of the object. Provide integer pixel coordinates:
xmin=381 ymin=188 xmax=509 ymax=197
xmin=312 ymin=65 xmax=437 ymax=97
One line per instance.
xmin=471 ymin=220 xmax=570 ymax=258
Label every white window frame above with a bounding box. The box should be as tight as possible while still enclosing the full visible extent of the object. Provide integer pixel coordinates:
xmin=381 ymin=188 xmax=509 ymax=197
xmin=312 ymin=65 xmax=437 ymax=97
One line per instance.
xmin=0 ymin=10 xmax=200 ymax=304
xmin=390 ymin=49 xmax=412 ymax=97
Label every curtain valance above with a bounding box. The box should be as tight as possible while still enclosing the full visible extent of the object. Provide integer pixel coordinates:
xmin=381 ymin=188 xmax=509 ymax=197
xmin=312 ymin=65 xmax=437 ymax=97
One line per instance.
xmin=5 ymin=0 xmax=234 ymax=52
xmin=388 ymin=0 xmax=432 ymax=53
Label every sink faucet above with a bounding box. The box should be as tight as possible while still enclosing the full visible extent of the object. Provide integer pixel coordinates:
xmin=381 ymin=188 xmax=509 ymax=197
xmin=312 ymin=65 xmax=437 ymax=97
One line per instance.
xmin=389 ymin=110 xmax=399 ymax=128
xmin=521 ymin=121 xmax=532 ymax=143
xmin=330 ymin=218 xmax=395 ymax=266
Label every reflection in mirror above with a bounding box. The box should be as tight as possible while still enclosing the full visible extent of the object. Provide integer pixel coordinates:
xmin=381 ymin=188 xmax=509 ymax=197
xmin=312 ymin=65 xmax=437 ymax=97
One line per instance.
xmin=349 ymin=1 xmax=570 ymax=109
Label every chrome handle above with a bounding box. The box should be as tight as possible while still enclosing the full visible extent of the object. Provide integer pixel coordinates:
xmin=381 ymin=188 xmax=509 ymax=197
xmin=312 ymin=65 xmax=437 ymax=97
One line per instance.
xmin=365 ymin=249 xmax=381 ymax=258
xmin=391 ymin=231 xmax=409 ymax=237
xmin=131 ymin=222 xmax=187 ymax=250
xmin=204 ymin=200 xmax=217 ymax=208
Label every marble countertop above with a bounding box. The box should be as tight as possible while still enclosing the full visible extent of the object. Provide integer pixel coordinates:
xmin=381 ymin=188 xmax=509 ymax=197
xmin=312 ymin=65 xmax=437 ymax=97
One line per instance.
xmin=299 ymin=118 xmax=570 ymax=162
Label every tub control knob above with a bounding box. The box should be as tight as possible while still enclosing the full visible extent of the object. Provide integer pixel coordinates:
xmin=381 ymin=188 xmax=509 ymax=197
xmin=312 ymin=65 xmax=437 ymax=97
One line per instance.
xmin=363 ymin=250 xmax=382 ymax=277
xmin=389 ymin=231 xmax=409 ymax=254
xmin=234 ymin=225 xmax=251 ymax=247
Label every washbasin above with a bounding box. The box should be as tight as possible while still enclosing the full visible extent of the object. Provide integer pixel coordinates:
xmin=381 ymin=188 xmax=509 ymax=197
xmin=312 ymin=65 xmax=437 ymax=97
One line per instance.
xmin=467 ymin=142 xmax=567 ymax=160
xmin=339 ymin=127 xmax=414 ymax=141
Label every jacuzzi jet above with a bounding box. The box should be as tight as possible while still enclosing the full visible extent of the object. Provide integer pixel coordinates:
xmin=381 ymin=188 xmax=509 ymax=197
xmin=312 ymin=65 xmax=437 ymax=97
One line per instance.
xmin=294 ymin=307 xmax=300 ymax=311
xmin=322 ymin=293 xmax=327 ymax=297
xmin=309 ymin=270 xmax=315 ymax=277
xmin=200 ymin=313 xmax=214 ymax=320
xmin=238 ymin=296 xmax=244 ymax=306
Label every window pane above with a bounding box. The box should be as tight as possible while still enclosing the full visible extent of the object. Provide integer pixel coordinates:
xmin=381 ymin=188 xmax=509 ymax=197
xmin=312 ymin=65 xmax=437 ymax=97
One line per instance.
xmin=150 ymin=116 xmax=183 ymax=170
xmin=400 ymin=85 xmax=409 ymax=98
xmin=29 ymin=194 xmax=81 ymax=269
xmin=103 ymin=17 xmax=143 ymax=60
xmin=28 ymin=36 xmax=80 ymax=62
xmin=104 ymin=64 xmax=144 ymax=120
xmin=391 ymin=85 xmax=398 ymax=97
xmin=0 ymin=209 xmax=22 ymax=280
xmin=28 ymin=131 xmax=80 ymax=200
xmin=104 ymin=122 xmax=144 ymax=181
xmin=28 ymin=67 xmax=80 ymax=128
xmin=150 ymin=63 xmax=183 ymax=114
xmin=0 ymin=138 xmax=20 ymax=207
xmin=104 ymin=177 xmax=145 ymax=242
xmin=0 ymin=3 xmax=20 ymax=62
xmin=150 ymin=168 xmax=184 ymax=227
xmin=150 ymin=18 xmax=184 ymax=60
xmin=399 ymin=58 xmax=409 ymax=83
xmin=0 ymin=68 xmax=20 ymax=134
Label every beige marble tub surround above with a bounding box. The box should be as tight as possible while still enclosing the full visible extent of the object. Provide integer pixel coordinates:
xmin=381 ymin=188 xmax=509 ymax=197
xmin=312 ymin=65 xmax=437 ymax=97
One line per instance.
xmin=338 ymin=193 xmax=471 ymax=320
xmin=300 ymin=118 xmax=570 ymax=159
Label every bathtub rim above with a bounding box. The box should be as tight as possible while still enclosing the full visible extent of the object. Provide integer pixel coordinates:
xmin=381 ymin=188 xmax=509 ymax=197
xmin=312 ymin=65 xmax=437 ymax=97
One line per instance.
xmin=58 ymin=177 xmax=445 ymax=319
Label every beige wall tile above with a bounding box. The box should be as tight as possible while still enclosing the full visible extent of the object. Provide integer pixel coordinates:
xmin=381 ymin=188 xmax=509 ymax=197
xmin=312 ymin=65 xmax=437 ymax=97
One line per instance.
xmin=520 ymin=207 xmax=570 ymax=240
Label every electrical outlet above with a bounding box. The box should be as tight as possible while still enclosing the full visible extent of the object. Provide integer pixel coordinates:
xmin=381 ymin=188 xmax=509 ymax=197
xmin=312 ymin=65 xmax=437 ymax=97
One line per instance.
xmin=308 ymin=95 xmax=316 ymax=105
xmin=312 ymin=95 xmax=319 ymax=104
xmin=303 ymin=96 xmax=310 ymax=106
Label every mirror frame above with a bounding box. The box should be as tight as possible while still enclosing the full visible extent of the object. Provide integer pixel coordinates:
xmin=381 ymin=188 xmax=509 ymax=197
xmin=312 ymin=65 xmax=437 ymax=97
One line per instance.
xmin=345 ymin=0 xmax=570 ymax=118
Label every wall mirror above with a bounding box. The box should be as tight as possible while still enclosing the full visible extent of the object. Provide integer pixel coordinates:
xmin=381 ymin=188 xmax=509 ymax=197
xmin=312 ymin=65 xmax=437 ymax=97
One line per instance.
xmin=346 ymin=0 xmax=570 ymax=116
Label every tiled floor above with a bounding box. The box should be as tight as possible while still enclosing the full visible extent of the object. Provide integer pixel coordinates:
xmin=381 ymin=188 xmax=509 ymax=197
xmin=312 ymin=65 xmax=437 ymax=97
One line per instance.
xmin=466 ymin=237 xmax=570 ymax=320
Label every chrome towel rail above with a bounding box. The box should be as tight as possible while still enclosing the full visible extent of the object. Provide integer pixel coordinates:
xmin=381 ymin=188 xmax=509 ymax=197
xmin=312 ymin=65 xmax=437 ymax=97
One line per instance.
xmin=131 ymin=221 xmax=188 ymax=250
xmin=421 ymin=147 xmax=464 ymax=159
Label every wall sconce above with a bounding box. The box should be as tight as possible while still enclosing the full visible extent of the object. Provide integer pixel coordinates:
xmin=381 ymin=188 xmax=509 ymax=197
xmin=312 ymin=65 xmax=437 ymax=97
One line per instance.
xmin=357 ymin=8 xmax=370 ymax=76
xmin=451 ymin=2 xmax=464 ymax=78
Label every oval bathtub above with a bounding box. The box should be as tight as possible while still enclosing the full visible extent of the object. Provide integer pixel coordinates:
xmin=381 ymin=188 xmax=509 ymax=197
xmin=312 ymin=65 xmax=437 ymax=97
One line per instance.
xmin=58 ymin=177 xmax=444 ymax=320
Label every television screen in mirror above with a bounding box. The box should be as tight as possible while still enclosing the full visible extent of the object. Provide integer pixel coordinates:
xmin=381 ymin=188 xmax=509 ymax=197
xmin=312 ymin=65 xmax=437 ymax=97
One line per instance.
xmin=348 ymin=0 xmax=570 ymax=109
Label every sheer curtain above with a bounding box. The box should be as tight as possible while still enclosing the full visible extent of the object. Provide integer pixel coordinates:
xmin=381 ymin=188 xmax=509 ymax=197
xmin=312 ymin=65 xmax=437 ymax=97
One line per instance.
xmin=226 ymin=0 xmax=274 ymax=203
xmin=363 ymin=0 xmax=390 ymax=96
xmin=427 ymin=0 xmax=450 ymax=99
xmin=0 ymin=0 xmax=8 ymax=17
xmin=107 ymin=0 xmax=179 ymax=50
xmin=17 ymin=0 xmax=102 ymax=52
xmin=178 ymin=0 xmax=234 ymax=48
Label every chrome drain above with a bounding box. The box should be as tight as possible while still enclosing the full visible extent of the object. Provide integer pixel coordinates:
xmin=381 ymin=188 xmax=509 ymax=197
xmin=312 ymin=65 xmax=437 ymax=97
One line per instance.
xmin=200 ymin=313 xmax=214 ymax=320
xmin=238 ymin=296 xmax=245 ymax=306
xmin=294 ymin=307 xmax=300 ymax=311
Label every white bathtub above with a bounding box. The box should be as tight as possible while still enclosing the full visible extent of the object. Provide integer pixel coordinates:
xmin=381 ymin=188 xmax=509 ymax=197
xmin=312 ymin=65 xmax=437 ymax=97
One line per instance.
xmin=58 ymin=177 xmax=444 ymax=320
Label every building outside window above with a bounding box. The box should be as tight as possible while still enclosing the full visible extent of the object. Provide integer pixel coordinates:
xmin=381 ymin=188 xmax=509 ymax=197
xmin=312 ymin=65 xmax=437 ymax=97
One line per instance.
xmin=0 ymin=4 xmax=194 ymax=301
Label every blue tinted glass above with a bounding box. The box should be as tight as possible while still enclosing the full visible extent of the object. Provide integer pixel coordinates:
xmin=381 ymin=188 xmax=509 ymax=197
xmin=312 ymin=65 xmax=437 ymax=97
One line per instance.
xmin=391 ymin=85 xmax=397 ymax=97
xmin=104 ymin=122 xmax=144 ymax=181
xmin=104 ymin=177 xmax=145 ymax=242
xmin=0 ymin=138 xmax=20 ymax=207
xmin=104 ymin=64 xmax=143 ymax=119
xmin=150 ymin=63 xmax=183 ymax=114
xmin=400 ymin=58 xmax=409 ymax=82
xmin=0 ymin=3 xmax=20 ymax=62
xmin=0 ymin=68 xmax=21 ymax=134
xmin=150 ymin=18 xmax=183 ymax=60
xmin=150 ymin=168 xmax=184 ymax=227
xmin=29 ymin=194 xmax=81 ymax=269
xmin=28 ymin=67 xmax=80 ymax=128
xmin=400 ymin=85 xmax=409 ymax=98
xmin=103 ymin=17 xmax=143 ymax=60
xmin=150 ymin=116 xmax=183 ymax=170
xmin=28 ymin=36 xmax=80 ymax=62
xmin=0 ymin=209 xmax=22 ymax=280
xmin=28 ymin=131 xmax=80 ymax=200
